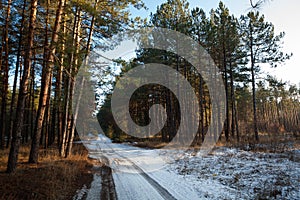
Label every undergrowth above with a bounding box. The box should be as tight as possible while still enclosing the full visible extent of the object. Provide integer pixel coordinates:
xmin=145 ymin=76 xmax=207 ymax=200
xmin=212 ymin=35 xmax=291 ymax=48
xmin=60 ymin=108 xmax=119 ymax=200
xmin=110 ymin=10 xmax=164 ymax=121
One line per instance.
xmin=0 ymin=144 xmax=93 ymax=200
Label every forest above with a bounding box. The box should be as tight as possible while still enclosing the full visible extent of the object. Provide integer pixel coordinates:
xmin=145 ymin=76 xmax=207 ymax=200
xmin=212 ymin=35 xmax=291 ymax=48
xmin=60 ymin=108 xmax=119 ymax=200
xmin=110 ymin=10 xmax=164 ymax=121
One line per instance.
xmin=0 ymin=0 xmax=299 ymax=199
xmin=97 ymin=0 xmax=299 ymax=145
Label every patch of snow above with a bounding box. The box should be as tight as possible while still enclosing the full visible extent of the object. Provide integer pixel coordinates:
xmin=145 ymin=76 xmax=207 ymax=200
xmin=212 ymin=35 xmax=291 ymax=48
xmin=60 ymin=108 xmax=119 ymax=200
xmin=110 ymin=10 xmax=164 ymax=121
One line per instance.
xmin=86 ymin=174 xmax=102 ymax=200
xmin=73 ymin=174 xmax=102 ymax=200
xmin=164 ymin=147 xmax=300 ymax=199
xmin=73 ymin=185 xmax=88 ymax=200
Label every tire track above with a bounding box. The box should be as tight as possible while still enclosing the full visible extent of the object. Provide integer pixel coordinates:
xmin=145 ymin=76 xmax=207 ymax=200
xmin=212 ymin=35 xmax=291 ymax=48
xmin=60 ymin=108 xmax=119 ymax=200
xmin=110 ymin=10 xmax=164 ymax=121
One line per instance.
xmin=100 ymin=165 xmax=117 ymax=200
xmin=95 ymin=142 xmax=177 ymax=200
xmin=112 ymin=149 xmax=177 ymax=200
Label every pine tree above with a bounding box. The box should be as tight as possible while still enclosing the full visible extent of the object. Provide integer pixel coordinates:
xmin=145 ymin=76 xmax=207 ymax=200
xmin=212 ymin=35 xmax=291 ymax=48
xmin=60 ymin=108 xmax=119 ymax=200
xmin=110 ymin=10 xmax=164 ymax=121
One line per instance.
xmin=240 ymin=11 xmax=291 ymax=141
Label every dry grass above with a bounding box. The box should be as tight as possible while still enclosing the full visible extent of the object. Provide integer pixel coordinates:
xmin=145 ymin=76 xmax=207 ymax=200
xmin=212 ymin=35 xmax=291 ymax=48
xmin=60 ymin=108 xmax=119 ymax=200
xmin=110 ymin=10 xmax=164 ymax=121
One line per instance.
xmin=133 ymin=141 xmax=169 ymax=149
xmin=215 ymin=132 xmax=300 ymax=153
xmin=130 ymin=132 xmax=300 ymax=154
xmin=0 ymin=144 xmax=93 ymax=200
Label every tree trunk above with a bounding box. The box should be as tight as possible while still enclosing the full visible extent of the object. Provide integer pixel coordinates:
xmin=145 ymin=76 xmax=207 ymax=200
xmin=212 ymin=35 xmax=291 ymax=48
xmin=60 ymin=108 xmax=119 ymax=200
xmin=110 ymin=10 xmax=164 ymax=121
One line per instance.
xmin=29 ymin=0 xmax=65 ymax=163
xmin=231 ymin=64 xmax=239 ymax=142
xmin=60 ymin=7 xmax=80 ymax=157
xmin=66 ymin=5 xmax=96 ymax=157
xmin=250 ymin=23 xmax=259 ymax=142
xmin=7 ymin=0 xmax=37 ymax=173
xmin=0 ymin=40 xmax=4 ymax=149
xmin=222 ymin=34 xmax=229 ymax=142
xmin=251 ymin=65 xmax=259 ymax=141
xmin=51 ymin=13 xmax=66 ymax=148
xmin=1 ymin=0 xmax=12 ymax=149
xmin=30 ymin=61 xmax=35 ymax=140
xmin=199 ymin=77 xmax=204 ymax=142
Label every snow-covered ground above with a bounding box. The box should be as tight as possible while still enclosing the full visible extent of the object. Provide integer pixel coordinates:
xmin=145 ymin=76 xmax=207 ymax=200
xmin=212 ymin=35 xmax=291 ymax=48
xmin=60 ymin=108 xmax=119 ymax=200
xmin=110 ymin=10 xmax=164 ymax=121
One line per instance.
xmin=82 ymin=134 xmax=300 ymax=199
xmin=162 ymin=147 xmax=300 ymax=199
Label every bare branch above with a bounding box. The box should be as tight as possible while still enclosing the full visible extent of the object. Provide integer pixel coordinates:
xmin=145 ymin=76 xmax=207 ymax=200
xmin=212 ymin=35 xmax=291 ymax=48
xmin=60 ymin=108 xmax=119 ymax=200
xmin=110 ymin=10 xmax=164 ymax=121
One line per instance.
xmin=250 ymin=0 xmax=272 ymax=9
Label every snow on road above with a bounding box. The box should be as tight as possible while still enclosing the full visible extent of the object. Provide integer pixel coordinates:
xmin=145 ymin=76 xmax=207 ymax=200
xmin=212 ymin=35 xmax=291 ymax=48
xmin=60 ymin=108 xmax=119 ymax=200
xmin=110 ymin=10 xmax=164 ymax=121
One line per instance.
xmin=95 ymin=143 xmax=194 ymax=198
xmin=84 ymin=134 xmax=300 ymax=200
xmin=85 ymin=134 xmax=200 ymax=199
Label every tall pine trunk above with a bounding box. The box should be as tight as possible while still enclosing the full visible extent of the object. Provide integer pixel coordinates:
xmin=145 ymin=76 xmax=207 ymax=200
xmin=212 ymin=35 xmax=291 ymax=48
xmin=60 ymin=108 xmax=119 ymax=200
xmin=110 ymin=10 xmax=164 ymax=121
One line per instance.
xmin=60 ymin=7 xmax=80 ymax=157
xmin=29 ymin=0 xmax=65 ymax=163
xmin=229 ymin=62 xmax=239 ymax=141
xmin=7 ymin=0 xmax=37 ymax=173
xmin=249 ymin=23 xmax=259 ymax=142
xmin=51 ymin=13 xmax=67 ymax=148
xmin=66 ymin=5 xmax=96 ymax=157
xmin=0 ymin=0 xmax=12 ymax=149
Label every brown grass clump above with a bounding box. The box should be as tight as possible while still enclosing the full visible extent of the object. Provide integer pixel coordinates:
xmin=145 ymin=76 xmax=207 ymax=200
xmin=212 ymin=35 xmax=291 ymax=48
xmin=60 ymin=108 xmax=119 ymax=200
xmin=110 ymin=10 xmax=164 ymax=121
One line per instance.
xmin=213 ymin=132 xmax=299 ymax=153
xmin=133 ymin=141 xmax=169 ymax=149
xmin=0 ymin=144 xmax=93 ymax=200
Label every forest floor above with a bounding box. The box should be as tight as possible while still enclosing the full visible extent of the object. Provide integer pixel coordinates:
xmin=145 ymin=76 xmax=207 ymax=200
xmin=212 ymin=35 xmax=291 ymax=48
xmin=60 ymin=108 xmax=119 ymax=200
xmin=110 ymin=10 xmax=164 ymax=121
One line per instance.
xmin=0 ymin=144 xmax=94 ymax=200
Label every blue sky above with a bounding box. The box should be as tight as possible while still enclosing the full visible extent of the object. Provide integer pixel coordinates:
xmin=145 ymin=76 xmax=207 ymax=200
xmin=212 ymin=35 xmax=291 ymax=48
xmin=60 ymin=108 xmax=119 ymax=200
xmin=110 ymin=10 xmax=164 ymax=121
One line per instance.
xmin=131 ymin=0 xmax=300 ymax=86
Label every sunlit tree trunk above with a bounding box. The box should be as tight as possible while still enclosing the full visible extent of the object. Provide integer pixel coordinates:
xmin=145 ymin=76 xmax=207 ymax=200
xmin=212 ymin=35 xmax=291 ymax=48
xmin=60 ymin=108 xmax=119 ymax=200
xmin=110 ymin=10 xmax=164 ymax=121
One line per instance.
xmin=51 ymin=12 xmax=67 ymax=148
xmin=66 ymin=2 xmax=97 ymax=156
xmin=60 ymin=6 xmax=80 ymax=157
xmin=29 ymin=0 xmax=65 ymax=163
